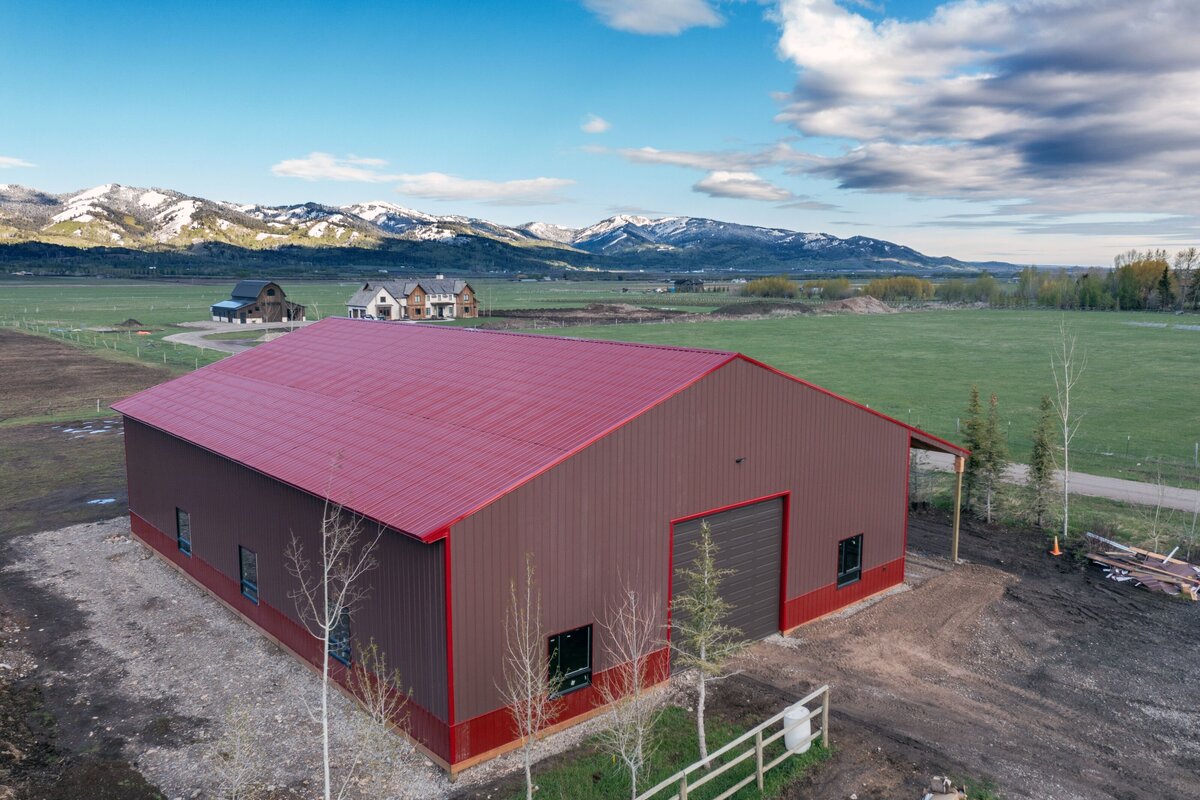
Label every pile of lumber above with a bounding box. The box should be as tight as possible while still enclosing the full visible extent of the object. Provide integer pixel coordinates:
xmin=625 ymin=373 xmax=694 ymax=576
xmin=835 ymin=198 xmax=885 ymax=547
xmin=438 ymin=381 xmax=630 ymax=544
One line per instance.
xmin=1086 ymin=532 xmax=1200 ymax=601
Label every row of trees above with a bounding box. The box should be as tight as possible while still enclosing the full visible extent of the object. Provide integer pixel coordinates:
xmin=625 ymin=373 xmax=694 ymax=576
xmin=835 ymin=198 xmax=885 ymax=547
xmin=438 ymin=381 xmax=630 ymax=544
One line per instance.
xmin=958 ymin=323 xmax=1084 ymax=541
xmin=504 ymin=522 xmax=744 ymax=799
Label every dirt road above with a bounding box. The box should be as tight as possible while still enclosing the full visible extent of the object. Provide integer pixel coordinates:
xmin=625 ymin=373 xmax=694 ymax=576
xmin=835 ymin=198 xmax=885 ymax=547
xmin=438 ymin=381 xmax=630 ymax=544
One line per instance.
xmin=926 ymin=450 xmax=1200 ymax=512
xmin=162 ymin=319 xmax=313 ymax=353
xmin=732 ymin=511 xmax=1200 ymax=800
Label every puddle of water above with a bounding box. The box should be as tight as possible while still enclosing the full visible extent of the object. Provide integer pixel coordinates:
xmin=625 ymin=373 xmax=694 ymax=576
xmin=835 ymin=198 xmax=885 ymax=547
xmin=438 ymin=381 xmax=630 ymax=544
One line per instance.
xmin=87 ymin=498 xmax=117 ymax=505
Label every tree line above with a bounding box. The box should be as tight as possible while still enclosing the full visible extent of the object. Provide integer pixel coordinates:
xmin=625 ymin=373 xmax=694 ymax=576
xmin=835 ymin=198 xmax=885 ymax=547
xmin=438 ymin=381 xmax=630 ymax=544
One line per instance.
xmin=744 ymin=247 xmax=1200 ymax=310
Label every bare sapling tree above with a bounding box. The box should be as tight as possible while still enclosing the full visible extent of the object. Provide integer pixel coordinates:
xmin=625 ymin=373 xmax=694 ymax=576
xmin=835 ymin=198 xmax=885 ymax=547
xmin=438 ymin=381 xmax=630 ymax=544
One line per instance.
xmin=597 ymin=587 xmax=666 ymax=800
xmin=1181 ymin=497 xmax=1200 ymax=561
xmin=1139 ymin=470 xmax=1177 ymax=554
xmin=346 ymin=639 xmax=414 ymax=796
xmin=498 ymin=555 xmax=562 ymax=800
xmin=285 ymin=500 xmax=384 ymax=800
xmin=208 ymin=706 xmax=267 ymax=800
xmin=672 ymin=522 xmax=743 ymax=768
xmin=1050 ymin=320 xmax=1086 ymax=542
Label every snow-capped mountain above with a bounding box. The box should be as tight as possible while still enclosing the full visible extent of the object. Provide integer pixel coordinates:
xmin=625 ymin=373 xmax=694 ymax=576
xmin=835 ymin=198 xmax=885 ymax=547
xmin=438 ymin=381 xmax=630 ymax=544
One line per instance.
xmin=0 ymin=183 xmax=1008 ymax=272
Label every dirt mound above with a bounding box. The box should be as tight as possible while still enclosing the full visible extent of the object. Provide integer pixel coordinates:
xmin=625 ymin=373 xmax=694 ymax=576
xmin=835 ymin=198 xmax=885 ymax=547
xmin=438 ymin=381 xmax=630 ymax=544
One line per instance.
xmin=481 ymin=304 xmax=691 ymax=329
xmin=713 ymin=300 xmax=814 ymax=317
xmin=115 ymin=318 xmax=145 ymax=328
xmin=815 ymin=296 xmax=895 ymax=314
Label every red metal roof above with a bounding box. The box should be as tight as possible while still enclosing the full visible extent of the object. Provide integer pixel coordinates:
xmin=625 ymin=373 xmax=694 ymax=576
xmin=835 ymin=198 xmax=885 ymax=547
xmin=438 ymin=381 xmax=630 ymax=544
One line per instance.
xmin=113 ymin=318 xmax=736 ymax=541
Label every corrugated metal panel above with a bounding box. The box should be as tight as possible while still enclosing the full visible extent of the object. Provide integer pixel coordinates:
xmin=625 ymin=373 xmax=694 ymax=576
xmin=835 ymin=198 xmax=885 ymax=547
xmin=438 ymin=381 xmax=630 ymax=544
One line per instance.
xmin=673 ymin=498 xmax=784 ymax=642
xmin=114 ymin=318 xmax=735 ymax=540
xmin=449 ymin=357 xmax=912 ymax=724
xmin=123 ymin=419 xmax=449 ymax=724
xmin=782 ymin=557 xmax=904 ymax=629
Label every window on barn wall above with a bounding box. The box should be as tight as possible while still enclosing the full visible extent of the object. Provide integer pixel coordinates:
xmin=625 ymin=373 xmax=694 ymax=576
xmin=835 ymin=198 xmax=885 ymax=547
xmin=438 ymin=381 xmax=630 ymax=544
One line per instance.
xmin=329 ymin=608 xmax=351 ymax=666
xmin=837 ymin=534 xmax=863 ymax=588
xmin=266 ymin=288 xmax=276 ymax=296
xmin=239 ymin=546 xmax=259 ymax=604
xmin=548 ymin=625 xmax=592 ymax=696
xmin=175 ymin=509 xmax=191 ymax=556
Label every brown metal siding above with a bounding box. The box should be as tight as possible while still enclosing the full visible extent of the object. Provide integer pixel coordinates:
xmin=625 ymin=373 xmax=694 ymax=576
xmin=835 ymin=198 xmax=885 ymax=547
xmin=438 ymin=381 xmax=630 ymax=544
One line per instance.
xmin=123 ymin=418 xmax=448 ymax=721
xmin=450 ymin=358 xmax=909 ymax=721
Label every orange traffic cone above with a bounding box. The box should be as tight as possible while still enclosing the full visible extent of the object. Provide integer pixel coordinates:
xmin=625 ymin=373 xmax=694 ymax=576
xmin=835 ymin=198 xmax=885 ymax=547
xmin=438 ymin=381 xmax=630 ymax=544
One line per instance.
xmin=1049 ymin=536 xmax=1063 ymax=557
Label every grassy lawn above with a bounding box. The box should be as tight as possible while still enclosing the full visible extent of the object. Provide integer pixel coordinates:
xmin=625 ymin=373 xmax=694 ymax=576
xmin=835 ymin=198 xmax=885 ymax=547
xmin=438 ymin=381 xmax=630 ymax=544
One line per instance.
xmin=519 ymin=705 xmax=828 ymax=800
xmin=545 ymin=309 xmax=1200 ymax=486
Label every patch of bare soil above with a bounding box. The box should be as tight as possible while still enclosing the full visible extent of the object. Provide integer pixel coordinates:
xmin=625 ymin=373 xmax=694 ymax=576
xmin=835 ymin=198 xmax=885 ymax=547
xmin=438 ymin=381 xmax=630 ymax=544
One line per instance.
xmin=478 ymin=304 xmax=692 ymax=329
xmin=814 ymin=296 xmax=895 ymax=314
xmin=737 ymin=511 xmax=1200 ymax=800
xmin=711 ymin=300 xmax=814 ymax=317
xmin=0 ymin=329 xmax=168 ymax=420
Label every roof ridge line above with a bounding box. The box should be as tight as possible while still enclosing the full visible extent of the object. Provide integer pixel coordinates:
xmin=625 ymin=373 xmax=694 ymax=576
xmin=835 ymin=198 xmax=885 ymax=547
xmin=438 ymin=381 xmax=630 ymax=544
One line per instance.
xmin=328 ymin=316 xmax=736 ymax=357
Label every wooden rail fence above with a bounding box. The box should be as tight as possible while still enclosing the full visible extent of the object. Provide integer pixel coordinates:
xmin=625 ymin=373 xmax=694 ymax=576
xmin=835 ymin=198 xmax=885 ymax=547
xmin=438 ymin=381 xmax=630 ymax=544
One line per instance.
xmin=635 ymin=684 xmax=830 ymax=800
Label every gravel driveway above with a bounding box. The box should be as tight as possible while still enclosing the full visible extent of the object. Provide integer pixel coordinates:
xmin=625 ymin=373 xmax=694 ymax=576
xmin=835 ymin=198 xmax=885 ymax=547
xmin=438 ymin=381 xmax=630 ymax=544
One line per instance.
xmin=163 ymin=320 xmax=315 ymax=354
xmin=3 ymin=518 xmax=611 ymax=799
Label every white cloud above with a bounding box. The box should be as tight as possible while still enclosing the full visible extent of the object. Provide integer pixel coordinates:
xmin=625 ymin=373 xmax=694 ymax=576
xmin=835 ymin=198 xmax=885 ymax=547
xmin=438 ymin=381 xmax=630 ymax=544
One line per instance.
xmin=693 ymin=171 xmax=794 ymax=201
xmin=618 ymin=143 xmax=809 ymax=172
xmin=0 ymin=156 xmax=35 ymax=169
xmin=770 ymin=0 xmax=1200 ymax=215
xmin=271 ymin=152 xmax=397 ymax=182
xmin=272 ymin=153 xmax=574 ymax=205
xmin=581 ymin=114 xmax=612 ymax=134
xmin=583 ymin=0 xmax=722 ymax=34
xmin=394 ymin=173 xmax=575 ymax=206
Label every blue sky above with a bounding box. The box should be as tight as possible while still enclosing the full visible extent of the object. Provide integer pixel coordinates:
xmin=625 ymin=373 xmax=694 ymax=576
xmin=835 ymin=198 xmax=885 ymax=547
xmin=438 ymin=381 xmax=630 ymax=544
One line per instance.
xmin=2 ymin=0 xmax=1198 ymax=264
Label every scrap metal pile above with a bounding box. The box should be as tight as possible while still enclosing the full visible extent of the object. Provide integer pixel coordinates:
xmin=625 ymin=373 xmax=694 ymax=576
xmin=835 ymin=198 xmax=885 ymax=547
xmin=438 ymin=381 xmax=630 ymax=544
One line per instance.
xmin=1086 ymin=532 xmax=1200 ymax=601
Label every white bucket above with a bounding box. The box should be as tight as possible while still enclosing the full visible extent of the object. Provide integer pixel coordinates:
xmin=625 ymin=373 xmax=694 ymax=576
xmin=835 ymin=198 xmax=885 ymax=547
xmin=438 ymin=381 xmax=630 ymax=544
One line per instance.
xmin=782 ymin=703 xmax=811 ymax=752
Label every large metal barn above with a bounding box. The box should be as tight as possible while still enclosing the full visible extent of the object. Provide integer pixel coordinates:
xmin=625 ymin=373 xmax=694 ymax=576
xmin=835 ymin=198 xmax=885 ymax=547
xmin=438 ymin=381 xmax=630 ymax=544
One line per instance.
xmin=113 ymin=317 xmax=967 ymax=772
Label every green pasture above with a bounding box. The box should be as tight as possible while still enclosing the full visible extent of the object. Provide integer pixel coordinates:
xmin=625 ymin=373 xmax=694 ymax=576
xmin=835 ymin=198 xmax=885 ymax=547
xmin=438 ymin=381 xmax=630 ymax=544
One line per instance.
xmin=1 ymin=279 xmax=1196 ymax=485
xmin=549 ymin=309 xmax=1200 ymax=486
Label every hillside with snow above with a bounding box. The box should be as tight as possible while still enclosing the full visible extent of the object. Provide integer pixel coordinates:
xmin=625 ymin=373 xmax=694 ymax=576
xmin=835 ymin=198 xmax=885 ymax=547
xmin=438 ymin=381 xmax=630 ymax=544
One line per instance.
xmin=0 ymin=183 xmax=1017 ymax=273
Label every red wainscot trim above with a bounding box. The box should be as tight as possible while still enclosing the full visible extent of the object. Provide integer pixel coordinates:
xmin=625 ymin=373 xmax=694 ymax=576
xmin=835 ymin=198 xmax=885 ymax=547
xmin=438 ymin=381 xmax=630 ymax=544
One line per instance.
xmin=780 ymin=556 xmax=905 ymax=631
xmin=128 ymin=512 xmax=452 ymax=765
xmin=448 ymin=647 xmax=672 ymax=767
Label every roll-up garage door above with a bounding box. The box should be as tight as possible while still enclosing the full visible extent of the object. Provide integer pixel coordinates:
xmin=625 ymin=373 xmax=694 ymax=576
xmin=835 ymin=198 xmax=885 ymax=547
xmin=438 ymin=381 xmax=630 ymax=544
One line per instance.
xmin=672 ymin=497 xmax=784 ymax=645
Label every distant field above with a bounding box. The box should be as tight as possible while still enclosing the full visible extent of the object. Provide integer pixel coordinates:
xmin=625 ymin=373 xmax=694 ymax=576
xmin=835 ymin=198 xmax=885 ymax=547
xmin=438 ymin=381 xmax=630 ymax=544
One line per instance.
xmin=1 ymin=279 xmax=1196 ymax=485
xmin=548 ymin=309 xmax=1200 ymax=486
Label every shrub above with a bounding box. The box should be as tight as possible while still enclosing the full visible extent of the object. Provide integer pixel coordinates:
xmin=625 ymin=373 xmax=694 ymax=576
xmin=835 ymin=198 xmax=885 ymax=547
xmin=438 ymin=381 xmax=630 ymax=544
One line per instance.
xmin=743 ymin=275 xmax=799 ymax=299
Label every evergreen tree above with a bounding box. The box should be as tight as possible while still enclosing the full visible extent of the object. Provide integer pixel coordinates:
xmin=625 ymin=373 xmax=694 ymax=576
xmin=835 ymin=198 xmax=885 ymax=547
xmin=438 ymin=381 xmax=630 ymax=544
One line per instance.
xmin=961 ymin=386 xmax=985 ymax=509
xmin=1028 ymin=395 xmax=1056 ymax=528
xmin=1157 ymin=264 xmax=1175 ymax=309
xmin=978 ymin=393 xmax=1009 ymax=524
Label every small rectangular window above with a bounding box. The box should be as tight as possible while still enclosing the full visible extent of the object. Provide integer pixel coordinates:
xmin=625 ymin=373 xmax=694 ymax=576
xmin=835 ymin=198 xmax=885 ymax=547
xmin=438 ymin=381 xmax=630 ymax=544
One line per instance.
xmin=548 ymin=625 xmax=592 ymax=696
xmin=837 ymin=534 xmax=863 ymax=588
xmin=239 ymin=546 xmax=259 ymax=604
xmin=329 ymin=608 xmax=351 ymax=666
xmin=176 ymin=509 xmax=192 ymax=556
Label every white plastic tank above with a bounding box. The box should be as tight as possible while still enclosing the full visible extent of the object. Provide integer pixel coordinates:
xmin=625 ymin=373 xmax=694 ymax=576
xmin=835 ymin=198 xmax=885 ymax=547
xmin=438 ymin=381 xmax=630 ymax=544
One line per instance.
xmin=783 ymin=703 xmax=811 ymax=752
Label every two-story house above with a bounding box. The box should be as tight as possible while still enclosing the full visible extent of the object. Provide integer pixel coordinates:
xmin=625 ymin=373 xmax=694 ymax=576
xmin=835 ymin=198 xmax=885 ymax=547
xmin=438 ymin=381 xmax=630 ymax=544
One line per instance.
xmin=346 ymin=278 xmax=477 ymax=320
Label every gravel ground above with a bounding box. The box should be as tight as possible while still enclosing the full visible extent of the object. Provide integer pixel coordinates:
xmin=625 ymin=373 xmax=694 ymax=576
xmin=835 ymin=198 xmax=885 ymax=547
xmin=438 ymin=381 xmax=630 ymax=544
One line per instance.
xmin=3 ymin=518 xmax=623 ymax=799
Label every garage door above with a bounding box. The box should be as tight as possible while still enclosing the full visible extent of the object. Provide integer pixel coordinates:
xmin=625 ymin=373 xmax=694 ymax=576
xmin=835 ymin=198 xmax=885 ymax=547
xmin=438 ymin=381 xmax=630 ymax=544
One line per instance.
xmin=672 ymin=497 xmax=783 ymax=646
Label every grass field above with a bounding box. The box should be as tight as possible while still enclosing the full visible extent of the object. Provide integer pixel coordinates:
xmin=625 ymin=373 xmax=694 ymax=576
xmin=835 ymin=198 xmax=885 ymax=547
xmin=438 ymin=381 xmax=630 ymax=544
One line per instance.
xmin=1 ymin=278 xmax=1196 ymax=484
xmin=542 ymin=309 xmax=1200 ymax=486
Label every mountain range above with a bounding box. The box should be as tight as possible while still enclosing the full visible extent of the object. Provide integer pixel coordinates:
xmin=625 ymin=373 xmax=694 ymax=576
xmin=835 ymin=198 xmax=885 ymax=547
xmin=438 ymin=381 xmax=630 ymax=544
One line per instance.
xmin=0 ymin=183 xmax=1020 ymax=274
